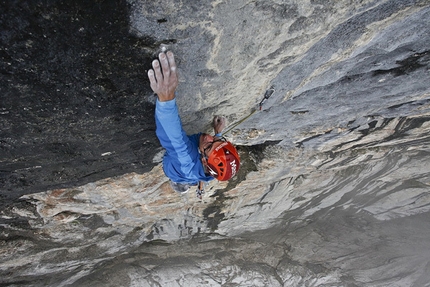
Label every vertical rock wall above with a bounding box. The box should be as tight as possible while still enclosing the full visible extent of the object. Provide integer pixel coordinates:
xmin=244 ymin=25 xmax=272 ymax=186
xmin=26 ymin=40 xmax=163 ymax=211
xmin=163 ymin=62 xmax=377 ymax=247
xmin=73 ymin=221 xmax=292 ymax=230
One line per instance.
xmin=1 ymin=0 xmax=430 ymax=286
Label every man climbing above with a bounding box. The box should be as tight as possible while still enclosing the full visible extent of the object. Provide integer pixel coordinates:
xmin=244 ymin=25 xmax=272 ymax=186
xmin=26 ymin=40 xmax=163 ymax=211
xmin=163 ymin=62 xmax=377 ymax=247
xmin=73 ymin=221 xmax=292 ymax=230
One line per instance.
xmin=147 ymin=51 xmax=240 ymax=197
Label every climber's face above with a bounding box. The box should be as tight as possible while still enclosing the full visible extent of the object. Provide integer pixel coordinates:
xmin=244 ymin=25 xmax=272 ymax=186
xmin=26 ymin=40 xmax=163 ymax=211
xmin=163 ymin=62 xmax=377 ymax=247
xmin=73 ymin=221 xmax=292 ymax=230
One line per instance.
xmin=199 ymin=133 xmax=224 ymax=158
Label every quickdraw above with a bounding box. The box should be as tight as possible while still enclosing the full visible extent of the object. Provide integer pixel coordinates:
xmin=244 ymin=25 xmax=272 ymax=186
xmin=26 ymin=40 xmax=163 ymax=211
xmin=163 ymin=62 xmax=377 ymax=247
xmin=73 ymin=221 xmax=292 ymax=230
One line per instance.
xmin=196 ymin=181 xmax=204 ymax=199
xmin=259 ymin=86 xmax=275 ymax=110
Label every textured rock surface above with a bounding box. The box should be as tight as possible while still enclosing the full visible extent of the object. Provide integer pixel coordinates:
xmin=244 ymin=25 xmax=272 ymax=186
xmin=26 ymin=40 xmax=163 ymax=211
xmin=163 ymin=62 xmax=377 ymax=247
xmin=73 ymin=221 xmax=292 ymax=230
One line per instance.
xmin=1 ymin=0 xmax=430 ymax=286
xmin=0 ymin=0 xmax=158 ymax=202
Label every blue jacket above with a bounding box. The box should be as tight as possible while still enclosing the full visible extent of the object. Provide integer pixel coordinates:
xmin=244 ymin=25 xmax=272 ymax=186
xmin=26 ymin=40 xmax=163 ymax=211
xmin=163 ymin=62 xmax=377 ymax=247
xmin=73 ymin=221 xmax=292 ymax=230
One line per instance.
xmin=155 ymin=98 xmax=214 ymax=185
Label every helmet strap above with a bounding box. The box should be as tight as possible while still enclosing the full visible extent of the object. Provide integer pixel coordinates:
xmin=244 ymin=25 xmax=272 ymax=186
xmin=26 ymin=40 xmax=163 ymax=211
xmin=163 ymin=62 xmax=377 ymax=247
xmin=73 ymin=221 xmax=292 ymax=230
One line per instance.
xmin=200 ymin=152 xmax=210 ymax=174
xmin=200 ymin=153 xmax=218 ymax=177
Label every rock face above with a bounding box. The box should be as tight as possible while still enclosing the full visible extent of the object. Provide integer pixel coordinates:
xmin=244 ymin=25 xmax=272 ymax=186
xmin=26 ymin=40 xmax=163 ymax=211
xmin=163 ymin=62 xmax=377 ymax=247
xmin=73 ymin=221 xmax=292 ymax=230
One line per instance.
xmin=1 ymin=0 xmax=430 ymax=286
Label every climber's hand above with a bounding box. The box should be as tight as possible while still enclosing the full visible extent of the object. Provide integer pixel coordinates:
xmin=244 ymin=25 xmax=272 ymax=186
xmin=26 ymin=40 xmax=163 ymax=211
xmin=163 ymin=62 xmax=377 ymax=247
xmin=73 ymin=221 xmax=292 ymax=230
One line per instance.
xmin=148 ymin=51 xmax=178 ymax=102
xmin=212 ymin=115 xmax=227 ymax=136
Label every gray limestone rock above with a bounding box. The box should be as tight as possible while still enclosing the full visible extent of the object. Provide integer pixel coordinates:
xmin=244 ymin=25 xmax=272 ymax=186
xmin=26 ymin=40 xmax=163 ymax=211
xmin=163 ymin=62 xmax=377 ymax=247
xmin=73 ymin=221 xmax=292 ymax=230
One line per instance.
xmin=1 ymin=0 xmax=430 ymax=286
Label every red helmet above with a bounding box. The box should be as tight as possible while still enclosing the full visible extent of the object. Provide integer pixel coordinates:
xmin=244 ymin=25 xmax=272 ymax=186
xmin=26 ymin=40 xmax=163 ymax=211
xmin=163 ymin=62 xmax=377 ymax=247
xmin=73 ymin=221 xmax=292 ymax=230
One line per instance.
xmin=206 ymin=141 xmax=240 ymax=181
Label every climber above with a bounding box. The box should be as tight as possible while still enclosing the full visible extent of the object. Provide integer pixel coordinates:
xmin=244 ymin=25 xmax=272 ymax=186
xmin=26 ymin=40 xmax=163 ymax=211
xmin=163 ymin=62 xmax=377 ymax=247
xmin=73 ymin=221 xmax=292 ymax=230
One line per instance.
xmin=147 ymin=51 xmax=240 ymax=196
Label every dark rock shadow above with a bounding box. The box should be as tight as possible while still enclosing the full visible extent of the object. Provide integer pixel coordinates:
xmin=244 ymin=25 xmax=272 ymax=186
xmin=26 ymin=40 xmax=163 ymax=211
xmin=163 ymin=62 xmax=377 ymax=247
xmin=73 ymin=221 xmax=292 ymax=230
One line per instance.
xmin=0 ymin=0 xmax=159 ymax=204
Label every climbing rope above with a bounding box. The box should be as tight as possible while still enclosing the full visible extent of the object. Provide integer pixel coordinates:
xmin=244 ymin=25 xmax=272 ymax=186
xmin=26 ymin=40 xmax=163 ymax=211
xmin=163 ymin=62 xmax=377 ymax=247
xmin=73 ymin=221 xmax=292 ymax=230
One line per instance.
xmin=223 ymin=108 xmax=258 ymax=135
xmin=223 ymin=86 xmax=275 ymax=136
xmin=195 ymin=87 xmax=275 ymax=200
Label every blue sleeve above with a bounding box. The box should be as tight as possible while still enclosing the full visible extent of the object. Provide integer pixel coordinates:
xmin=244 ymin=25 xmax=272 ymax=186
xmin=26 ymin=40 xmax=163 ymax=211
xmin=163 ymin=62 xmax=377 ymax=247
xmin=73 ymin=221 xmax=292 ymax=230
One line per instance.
xmin=155 ymin=99 xmax=193 ymax=160
xmin=155 ymin=99 xmax=213 ymax=184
